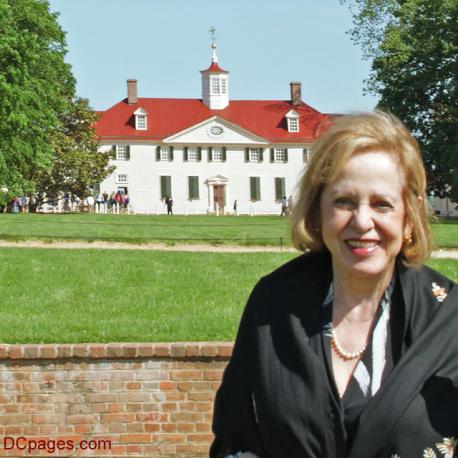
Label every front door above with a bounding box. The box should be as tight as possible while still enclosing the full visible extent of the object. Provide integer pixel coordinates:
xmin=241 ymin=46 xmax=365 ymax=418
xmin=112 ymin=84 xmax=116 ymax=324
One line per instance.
xmin=213 ymin=185 xmax=225 ymax=212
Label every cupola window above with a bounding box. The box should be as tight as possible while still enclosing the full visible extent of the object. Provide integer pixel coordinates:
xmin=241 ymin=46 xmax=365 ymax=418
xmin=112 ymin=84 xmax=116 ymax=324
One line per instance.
xmin=134 ymin=107 xmax=147 ymax=130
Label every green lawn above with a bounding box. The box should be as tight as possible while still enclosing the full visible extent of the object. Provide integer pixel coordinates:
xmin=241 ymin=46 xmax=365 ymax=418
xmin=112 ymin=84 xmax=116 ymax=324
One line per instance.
xmin=0 ymin=213 xmax=289 ymax=246
xmin=0 ymin=213 xmax=456 ymax=247
xmin=0 ymin=246 xmax=456 ymax=344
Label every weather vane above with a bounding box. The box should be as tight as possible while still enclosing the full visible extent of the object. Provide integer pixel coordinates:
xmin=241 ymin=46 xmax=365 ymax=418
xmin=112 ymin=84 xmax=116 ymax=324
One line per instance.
xmin=209 ymin=27 xmax=217 ymax=48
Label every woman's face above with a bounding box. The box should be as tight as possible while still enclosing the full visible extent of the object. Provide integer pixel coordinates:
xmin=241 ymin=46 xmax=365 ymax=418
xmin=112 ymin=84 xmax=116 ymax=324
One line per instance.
xmin=320 ymin=151 xmax=407 ymax=280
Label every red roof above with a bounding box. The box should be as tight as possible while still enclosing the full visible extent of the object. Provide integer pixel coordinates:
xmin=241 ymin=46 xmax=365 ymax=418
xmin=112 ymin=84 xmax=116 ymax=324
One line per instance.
xmin=95 ymin=98 xmax=332 ymax=143
xmin=200 ymin=61 xmax=229 ymax=73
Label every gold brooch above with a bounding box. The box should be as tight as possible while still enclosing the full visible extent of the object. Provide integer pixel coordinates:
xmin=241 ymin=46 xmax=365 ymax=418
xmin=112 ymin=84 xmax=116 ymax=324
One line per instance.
xmin=432 ymin=282 xmax=447 ymax=302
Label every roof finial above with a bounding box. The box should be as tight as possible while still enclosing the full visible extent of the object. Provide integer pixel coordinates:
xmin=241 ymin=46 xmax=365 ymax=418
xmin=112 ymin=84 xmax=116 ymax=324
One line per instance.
xmin=209 ymin=26 xmax=218 ymax=63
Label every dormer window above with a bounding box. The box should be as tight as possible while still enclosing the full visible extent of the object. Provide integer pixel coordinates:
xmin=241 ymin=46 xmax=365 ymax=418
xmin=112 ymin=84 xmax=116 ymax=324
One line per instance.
xmin=285 ymin=109 xmax=300 ymax=132
xmin=134 ymin=107 xmax=147 ymax=130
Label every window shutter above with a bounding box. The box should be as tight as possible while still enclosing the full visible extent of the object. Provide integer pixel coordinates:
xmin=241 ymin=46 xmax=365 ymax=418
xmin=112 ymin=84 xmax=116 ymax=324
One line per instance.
xmin=270 ymin=148 xmax=275 ymax=163
xmin=208 ymin=147 xmax=213 ymax=162
xmin=183 ymin=147 xmax=188 ymax=162
xmin=111 ymin=146 xmax=117 ymax=159
xmin=245 ymin=148 xmax=249 ymax=163
xmin=284 ymin=148 xmax=288 ymax=163
xmin=259 ymin=148 xmax=264 ymax=163
xmin=250 ymin=177 xmax=256 ymax=201
xmin=222 ymin=147 xmax=227 ymax=162
xmin=275 ymin=178 xmax=282 ymax=201
xmin=169 ymin=146 xmax=174 ymax=161
xmin=197 ymin=147 xmax=202 ymax=161
xmin=160 ymin=176 xmax=166 ymax=199
xmin=188 ymin=176 xmax=199 ymax=200
xmin=156 ymin=146 xmax=161 ymax=161
xmin=126 ymin=145 xmax=130 ymax=161
xmin=166 ymin=176 xmax=172 ymax=197
xmin=255 ymin=177 xmax=261 ymax=201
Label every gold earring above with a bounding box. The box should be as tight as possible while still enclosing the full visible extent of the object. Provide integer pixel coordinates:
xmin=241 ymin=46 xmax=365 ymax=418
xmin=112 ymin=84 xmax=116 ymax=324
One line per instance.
xmin=403 ymin=233 xmax=412 ymax=245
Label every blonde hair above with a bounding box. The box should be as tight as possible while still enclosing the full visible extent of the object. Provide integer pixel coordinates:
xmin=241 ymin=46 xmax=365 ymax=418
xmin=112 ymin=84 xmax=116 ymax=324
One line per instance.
xmin=291 ymin=110 xmax=432 ymax=267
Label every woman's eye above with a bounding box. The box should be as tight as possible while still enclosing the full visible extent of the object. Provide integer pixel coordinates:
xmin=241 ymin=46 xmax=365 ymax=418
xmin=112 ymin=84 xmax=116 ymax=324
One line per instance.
xmin=375 ymin=201 xmax=393 ymax=210
xmin=334 ymin=198 xmax=352 ymax=207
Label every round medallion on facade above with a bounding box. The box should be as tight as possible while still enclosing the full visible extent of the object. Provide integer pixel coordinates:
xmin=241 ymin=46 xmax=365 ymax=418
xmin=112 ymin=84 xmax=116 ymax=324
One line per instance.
xmin=209 ymin=125 xmax=224 ymax=137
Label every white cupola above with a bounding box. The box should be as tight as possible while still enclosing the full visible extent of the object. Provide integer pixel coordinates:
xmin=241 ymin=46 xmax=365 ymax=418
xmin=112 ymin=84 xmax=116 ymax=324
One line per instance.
xmin=200 ymin=30 xmax=229 ymax=110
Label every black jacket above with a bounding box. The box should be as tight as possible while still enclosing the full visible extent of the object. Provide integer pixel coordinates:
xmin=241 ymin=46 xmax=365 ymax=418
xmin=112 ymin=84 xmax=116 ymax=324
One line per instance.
xmin=211 ymin=251 xmax=458 ymax=458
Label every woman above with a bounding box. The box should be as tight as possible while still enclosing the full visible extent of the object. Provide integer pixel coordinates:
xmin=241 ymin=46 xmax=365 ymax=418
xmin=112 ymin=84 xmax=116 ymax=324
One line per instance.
xmin=211 ymin=111 xmax=457 ymax=458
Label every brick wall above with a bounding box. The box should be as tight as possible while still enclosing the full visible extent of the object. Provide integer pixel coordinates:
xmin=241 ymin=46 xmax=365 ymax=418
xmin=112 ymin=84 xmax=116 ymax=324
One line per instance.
xmin=0 ymin=343 xmax=233 ymax=457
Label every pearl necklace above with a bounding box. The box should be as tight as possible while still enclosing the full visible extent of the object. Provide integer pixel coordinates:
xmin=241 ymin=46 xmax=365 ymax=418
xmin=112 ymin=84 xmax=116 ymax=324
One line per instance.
xmin=330 ymin=326 xmax=367 ymax=361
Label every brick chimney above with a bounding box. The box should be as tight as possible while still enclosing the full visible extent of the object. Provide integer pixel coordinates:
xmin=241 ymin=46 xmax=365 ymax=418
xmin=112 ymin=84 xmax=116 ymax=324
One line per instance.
xmin=290 ymin=81 xmax=302 ymax=106
xmin=127 ymin=79 xmax=138 ymax=105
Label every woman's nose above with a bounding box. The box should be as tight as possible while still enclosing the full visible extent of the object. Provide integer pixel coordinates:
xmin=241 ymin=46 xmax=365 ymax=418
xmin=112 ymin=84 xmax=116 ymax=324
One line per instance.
xmin=350 ymin=204 xmax=375 ymax=232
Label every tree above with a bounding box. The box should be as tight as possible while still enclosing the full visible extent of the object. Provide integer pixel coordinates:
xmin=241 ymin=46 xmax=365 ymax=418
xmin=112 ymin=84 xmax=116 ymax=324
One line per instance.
xmin=341 ymin=0 xmax=458 ymax=201
xmin=0 ymin=0 xmax=74 ymax=203
xmin=32 ymin=98 xmax=114 ymax=209
xmin=0 ymin=0 xmax=113 ymax=210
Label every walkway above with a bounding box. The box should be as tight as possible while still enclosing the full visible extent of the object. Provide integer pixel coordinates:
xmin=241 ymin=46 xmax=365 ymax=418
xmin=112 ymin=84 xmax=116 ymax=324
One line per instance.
xmin=0 ymin=239 xmax=457 ymax=258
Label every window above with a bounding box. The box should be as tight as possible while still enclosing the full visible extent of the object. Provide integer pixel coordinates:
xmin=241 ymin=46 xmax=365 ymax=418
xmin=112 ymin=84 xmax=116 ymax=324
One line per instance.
xmin=116 ymin=145 xmax=129 ymax=160
xmin=160 ymin=176 xmax=172 ymax=199
xmin=211 ymin=77 xmax=220 ymax=95
xmin=134 ymin=108 xmax=147 ymax=130
xmin=275 ymin=177 xmax=286 ymax=201
xmin=156 ymin=146 xmax=174 ymax=161
xmin=188 ymin=176 xmax=199 ymax=200
xmin=288 ymin=118 xmax=299 ymax=132
xmin=249 ymin=149 xmax=260 ymax=162
xmin=221 ymin=79 xmax=227 ymax=94
xmin=208 ymin=147 xmax=226 ymax=162
xmin=116 ymin=173 xmax=128 ymax=184
xmin=137 ymin=115 xmax=146 ymax=129
xmin=303 ymin=147 xmax=311 ymax=163
xmin=275 ymin=148 xmax=285 ymax=162
xmin=183 ymin=147 xmax=202 ymax=162
xmin=270 ymin=148 xmax=288 ymax=163
xmin=250 ymin=177 xmax=261 ymax=201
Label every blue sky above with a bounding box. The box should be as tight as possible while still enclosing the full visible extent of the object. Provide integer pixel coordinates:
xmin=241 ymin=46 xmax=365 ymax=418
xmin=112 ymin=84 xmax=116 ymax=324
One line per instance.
xmin=47 ymin=0 xmax=379 ymax=113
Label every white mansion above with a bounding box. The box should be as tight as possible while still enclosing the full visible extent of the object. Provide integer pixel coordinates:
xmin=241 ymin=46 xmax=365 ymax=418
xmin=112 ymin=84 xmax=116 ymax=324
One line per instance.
xmin=96 ymin=44 xmax=334 ymax=215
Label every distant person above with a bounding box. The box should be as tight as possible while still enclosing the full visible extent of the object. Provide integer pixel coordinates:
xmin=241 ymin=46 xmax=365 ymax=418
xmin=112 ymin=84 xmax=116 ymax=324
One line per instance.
xmin=280 ymin=196 xmax=288 ymax=216
xmin=165 ymin=195 xmax=173 ymax=215
xmin=233 ymin=200 xmax=238 ymax=216
xmin=287 ymin=195 xmax=294 ymax=215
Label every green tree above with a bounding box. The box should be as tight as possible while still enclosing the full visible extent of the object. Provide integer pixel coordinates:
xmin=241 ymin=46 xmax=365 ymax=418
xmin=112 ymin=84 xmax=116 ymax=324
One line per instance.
xmin=32 ymin=98 xmax=114 ymax=209
xmin=342 ymin=0 xmax=458 ymax=202
xmin=0 ymin=0 xmax=113 ymax=210
xmin=0 ymin=0 xmax=74 ymax=203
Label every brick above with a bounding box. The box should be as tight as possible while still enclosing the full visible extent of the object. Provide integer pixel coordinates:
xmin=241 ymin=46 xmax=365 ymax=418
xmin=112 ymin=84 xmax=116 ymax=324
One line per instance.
xmin=196 ymin=401 xmax=213 ymax=411
xmin=171 ymin=412 xmax=203 ymax=422
xmin=217 ymin=343 xmax=234 ymax=357
xmin=188 ymin=433 xmax=215 ymax=443
xmin=170 ymin=370 xmax=203 ymax=381
xmin=185 ymin=344 xmax=201 ymax=357
xmin=137 ymin=345 xmax=154 ymax=357
xmin=159 ymin=381 xmax=177 ymax=391
xmin=145 ymin=423 xmax=160 ymax=432
xmin=9 ymin=346 xmax=24 ymax=359
xmin=66 ymin=414 xmax=98 ymax=424
xmin=0 ymin=344 xmax=9 ymax=358
xmin=161 ymin=402 xmax=177 ymax=411
xmin=120 ymin=433 xmax=152 ymax=443
xmin=201 ymin=344 xmax=218 ymax=357
xmin=196 ymin=422 xmax=212 ymax=432
xmin=75 ymin=424 xmax=92 ymax=433
xmin=188 ymin=392 xmax=214 ymax=401
xmin=170 ymin=343 xmax=187 ymax=357
xmin=107 ymin=403 xmax=124 ymax=413
xmin=32 ymin=413 xmax=63 ymax=425
xmin=160 ymin=444 xmax=177 ymax=454
xmin=152 ymin=433 xmax=186 ymax=444
xmin=101 ymin=413 xmax=136 ymax=423
xmin=204 ymin=370 xmax=224 ymax=381
xmin=89 ymin=344 xmax=106 ymax=358
xmin=121 ymin=344 xmax=138 ymax=358
xmin=72 ymin=344 xmax=90 ymax=358
xmin=177 ymin=423 xmax=195 ymax=433
xmin=39 ymin=345 xmax=58 ymax=359
xmin=23 ymin=345 xmax=39 ymax=359
xmin=127 ymin=422 xmax=145 ymax=433
xmin=160 ymin=423 xmax=177 ymax=432
xmin=56 ymin=344 xmax=74 ymax=358
xmin=1 ymin=414 xmax=31 ymax=425
xmin=153 ymin=343 xmax=170 ymax=357
xmin=126 ymin=382 xmax=141 ymax=390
